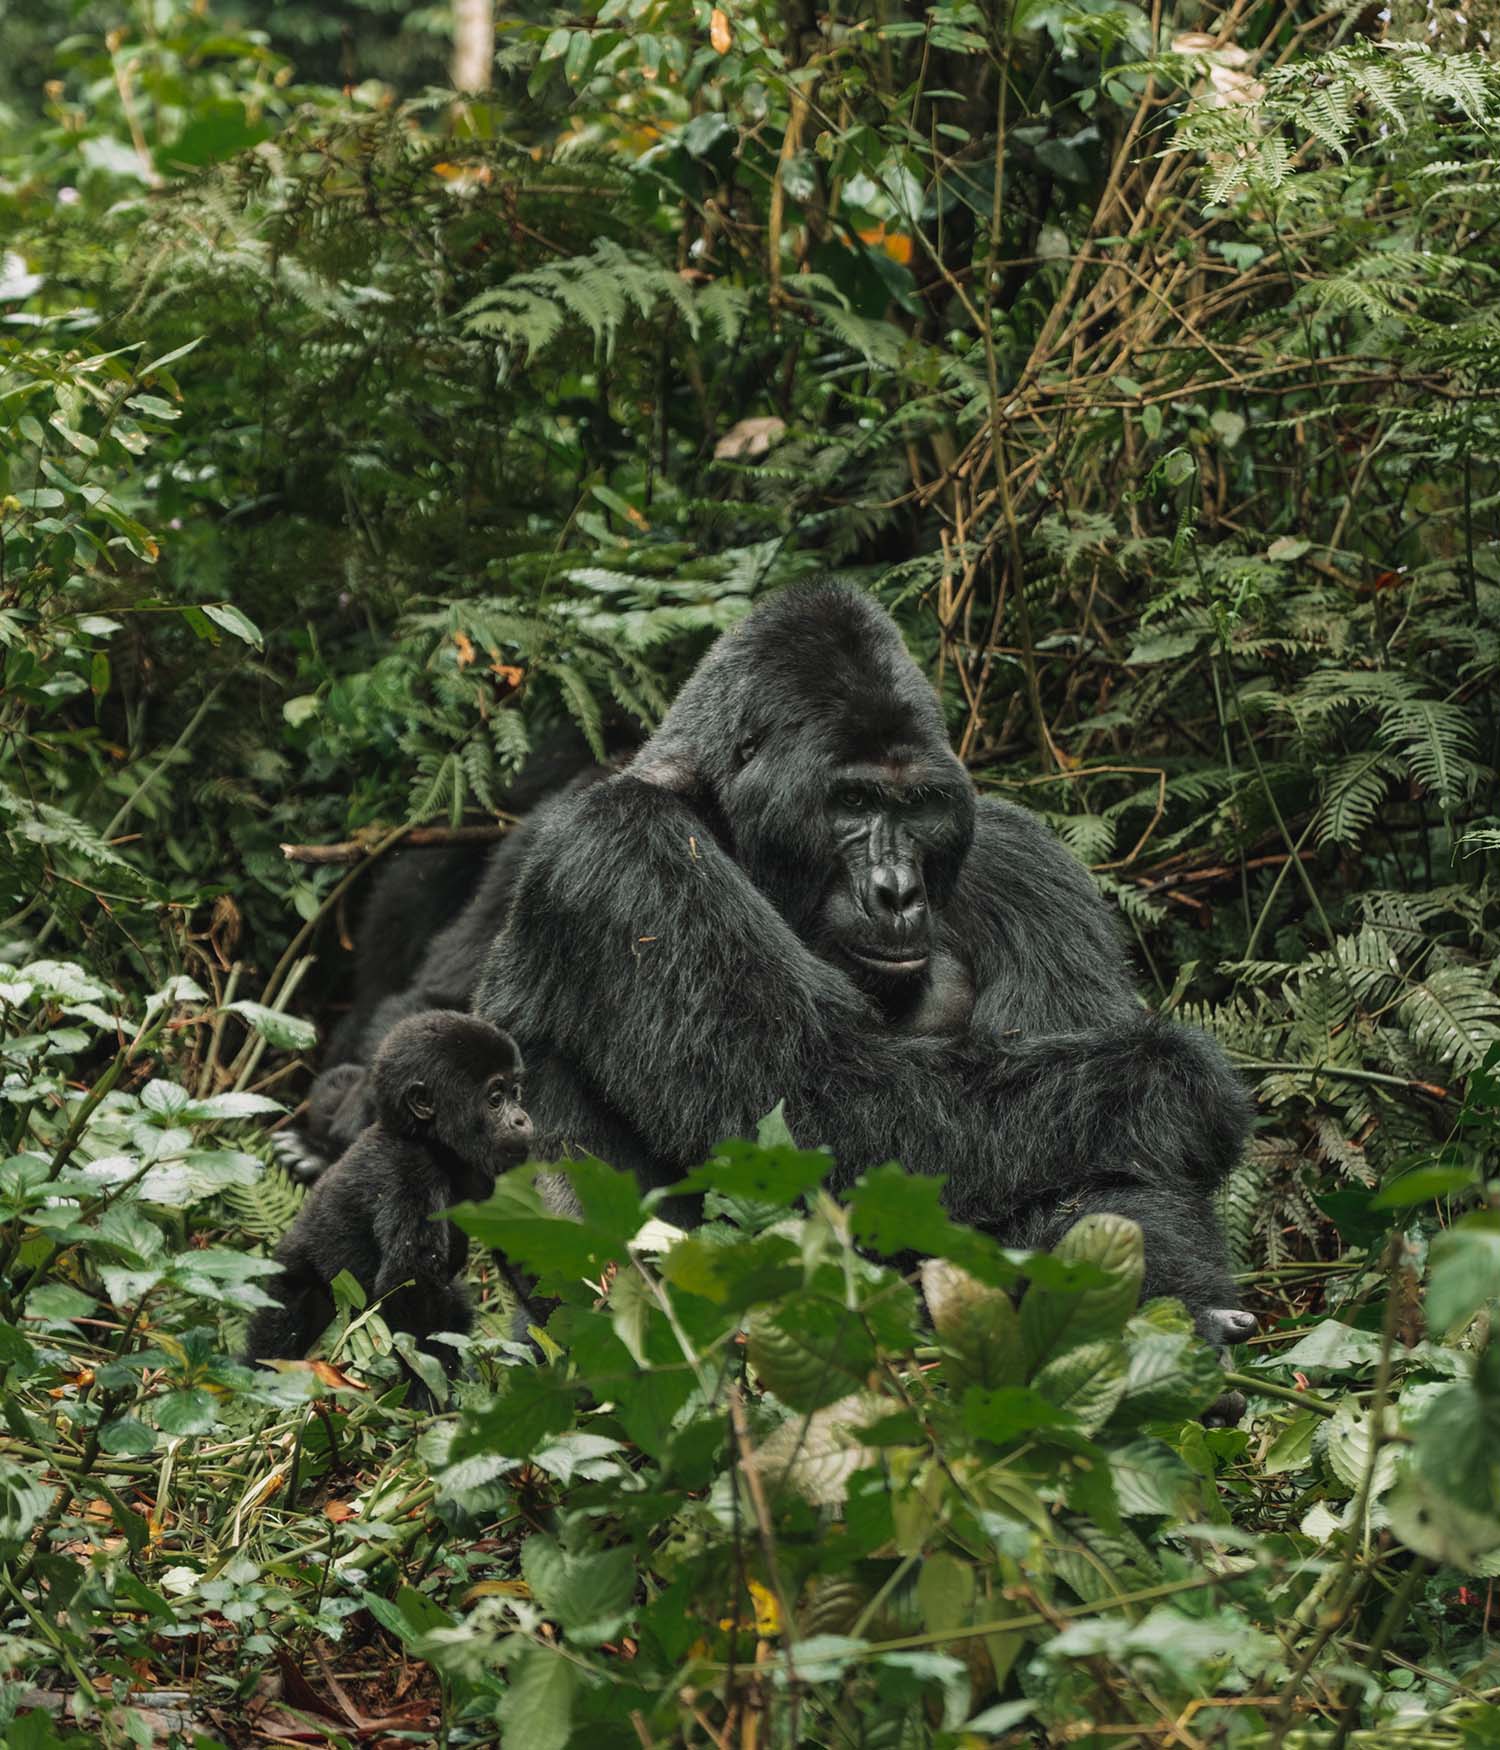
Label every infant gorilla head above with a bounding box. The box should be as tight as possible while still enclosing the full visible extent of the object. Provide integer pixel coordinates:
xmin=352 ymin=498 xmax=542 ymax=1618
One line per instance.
xmin=372 ymin=1009 xmax=534 ymax=1170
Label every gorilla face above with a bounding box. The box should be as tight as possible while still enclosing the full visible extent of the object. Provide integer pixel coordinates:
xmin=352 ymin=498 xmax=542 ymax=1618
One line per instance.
xmin=628 ymin=581 xmax=978 ymax=1006
xmin=373 ymin=1011 xmax=533 ymax=1181
xmin=819 ymin=763 xmax=971 ymax=994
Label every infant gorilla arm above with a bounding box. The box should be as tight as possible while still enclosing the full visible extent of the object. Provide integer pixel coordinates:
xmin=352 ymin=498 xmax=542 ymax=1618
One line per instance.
xmin=244 ymin=1011 xmax=532 ymax=1396
xmin=476 ymin=581 xmax=1253 ymax=1350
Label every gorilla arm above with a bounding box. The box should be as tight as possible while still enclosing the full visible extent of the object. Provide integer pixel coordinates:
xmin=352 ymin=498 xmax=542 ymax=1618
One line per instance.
xmin=478 ymin=778 xmax=1252 ymax=1333
xmin=475 ymin=776 xmax=950 ymax=1176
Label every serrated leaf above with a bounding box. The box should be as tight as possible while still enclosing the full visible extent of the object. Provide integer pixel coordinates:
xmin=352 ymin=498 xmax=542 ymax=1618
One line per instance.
xmin=753 ymin=1391 xmax=886 ymax=1506
xmin=140 ymin=1079 xmax=191 ymax=1118
xmin=499 ymin=1644 xmax=576 ymax=1750
xmin=521 ymin=1534 xmax=635 ymax=1646
xmin=1021 ymin=1214 xmax=1143 ymax=1370
xmin=847 ymin=1163 xmax=1016 ymax=1286
xmin=1110 ymin=1330 xmax=1223 ymax=1426
xmin=673 ymin=1134 xmax=831 ymax=1208
xmin=922 ymin=1259 xmax=1024 ymax=1391
xmin=1326 ymin=1397 xmax=1399 ymax=1499
xmin=747 ymin=1297 xmax=875 ymax=1412
xmin=1031 ymin=1339 xmax=1130 ymax=1434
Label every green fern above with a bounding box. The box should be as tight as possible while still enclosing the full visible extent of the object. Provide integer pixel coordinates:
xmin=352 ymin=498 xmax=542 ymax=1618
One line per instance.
xmin=222 ymin=1161 xmax=305 ymax=1242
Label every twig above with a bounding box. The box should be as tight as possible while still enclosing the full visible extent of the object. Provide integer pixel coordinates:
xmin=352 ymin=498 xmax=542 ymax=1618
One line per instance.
xmin=727 ymin=1385 xmax=800 ymax=1688
xmin=280 ymin=822 xmax=511 ymax=864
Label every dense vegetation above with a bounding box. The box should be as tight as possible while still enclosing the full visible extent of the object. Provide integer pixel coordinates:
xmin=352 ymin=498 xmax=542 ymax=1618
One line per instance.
xmin=3 ymin=0 xmax=1500 ymax=1741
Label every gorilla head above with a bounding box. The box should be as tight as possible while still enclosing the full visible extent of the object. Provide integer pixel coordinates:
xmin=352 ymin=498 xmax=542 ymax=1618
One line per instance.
xmin=372 ymin=1010 xmax=533 ymax=1166
xmin=632 ymin=582 xmax=976 ymax=1010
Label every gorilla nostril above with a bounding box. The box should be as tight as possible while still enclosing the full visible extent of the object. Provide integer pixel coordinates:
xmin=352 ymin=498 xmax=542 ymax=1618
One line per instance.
xmin=871 ymin=864 xmax=924 ymax=920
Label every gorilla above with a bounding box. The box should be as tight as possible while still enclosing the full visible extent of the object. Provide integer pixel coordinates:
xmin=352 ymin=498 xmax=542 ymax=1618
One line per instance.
xmin=246 ymin=1012 xmax=533 ymax=1398
xmin=472 ymin=581 xmax=1255 ymax=1345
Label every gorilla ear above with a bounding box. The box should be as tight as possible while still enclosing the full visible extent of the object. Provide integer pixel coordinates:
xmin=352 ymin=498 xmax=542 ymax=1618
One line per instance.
xmin=404 ymin=1082 xmax=434 ymax=1123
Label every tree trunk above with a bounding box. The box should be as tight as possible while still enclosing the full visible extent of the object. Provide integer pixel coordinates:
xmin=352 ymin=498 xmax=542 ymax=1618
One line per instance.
xmin=451 ymin=0 xmax=494 ymax=92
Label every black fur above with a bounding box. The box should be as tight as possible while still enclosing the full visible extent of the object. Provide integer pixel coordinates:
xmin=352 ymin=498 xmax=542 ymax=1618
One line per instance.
xmin=246 ymin=1012 xmax=533 ymax=1397
xmin=285 ymin=765 xmax=611 ymax=1179
xmin=474 ymin=581 xmax=1254 ymax=1339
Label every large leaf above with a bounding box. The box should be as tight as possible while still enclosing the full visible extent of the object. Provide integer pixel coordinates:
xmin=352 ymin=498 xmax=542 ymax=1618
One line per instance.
xmin=922 ymin=1259 xmax=1025 ymax=1392
xmin=1021 ymin=1214 xmax=1144 ymax=1370
xmin=520 ymin=1534 xmax=635 ymax=1646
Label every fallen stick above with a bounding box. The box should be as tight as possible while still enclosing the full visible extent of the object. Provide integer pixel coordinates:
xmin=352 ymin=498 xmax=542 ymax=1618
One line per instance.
xmin=279 ymin=822 xmax=512 ymax=865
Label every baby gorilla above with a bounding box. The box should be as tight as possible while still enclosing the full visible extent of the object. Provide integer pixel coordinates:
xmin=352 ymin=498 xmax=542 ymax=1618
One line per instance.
xmin=244 ymin=1011 xmax=532 ymax=1400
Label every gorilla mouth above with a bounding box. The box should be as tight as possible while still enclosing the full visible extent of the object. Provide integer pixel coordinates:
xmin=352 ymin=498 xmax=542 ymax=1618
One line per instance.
xmin=848 ymin=946 xmax=930 ymax=976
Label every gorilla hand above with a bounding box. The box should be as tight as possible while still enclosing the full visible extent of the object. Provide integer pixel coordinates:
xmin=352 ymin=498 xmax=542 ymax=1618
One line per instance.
xmin=1197 ymin=1306 xmax=1259 ymax=1428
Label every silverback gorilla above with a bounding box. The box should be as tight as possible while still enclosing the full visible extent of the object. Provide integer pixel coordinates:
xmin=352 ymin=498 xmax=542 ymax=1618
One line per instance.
xmin=471 ymin=581 xmax=1255 ymax=1346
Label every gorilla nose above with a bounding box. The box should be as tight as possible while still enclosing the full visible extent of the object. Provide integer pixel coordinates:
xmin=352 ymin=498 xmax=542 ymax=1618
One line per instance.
xmin=511 ymin=1111 xmax=533 ymax=1140
xmin=870 ymin=863 xmax=925 ymax=924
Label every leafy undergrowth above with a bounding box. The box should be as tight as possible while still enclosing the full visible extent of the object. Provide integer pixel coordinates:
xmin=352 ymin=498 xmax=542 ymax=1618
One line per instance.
xmin=4 ymin=968 xmax=1500 ymax=1747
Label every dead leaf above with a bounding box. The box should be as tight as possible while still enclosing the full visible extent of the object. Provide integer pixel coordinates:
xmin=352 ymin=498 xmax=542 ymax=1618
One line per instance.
xmin=308 ymin=1358 xmax=367 ymax=1391
xmin=491 ymin=663 xmax=525 ymax=691
xmin=710 ymin=7 xmax=732 ymax=52
xmin=452 ymin=629 xmax=478 ymax=668
xmin=714 ymin=416 xmax=786 ymax=460
xmin=323 ymin=1500 xmax=359 ymax=1523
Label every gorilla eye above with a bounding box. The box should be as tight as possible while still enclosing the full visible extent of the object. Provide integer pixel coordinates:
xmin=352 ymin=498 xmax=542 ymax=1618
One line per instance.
xmin=832 ymin=784 xmax=872 ymax=813
xmin=735 ymin=735 xmax=762 ymax=771
xmin=486 ymin=1081 xmax=505 ymax=1108
xmin=512 ymin=1083 xmax=523 ymax=1104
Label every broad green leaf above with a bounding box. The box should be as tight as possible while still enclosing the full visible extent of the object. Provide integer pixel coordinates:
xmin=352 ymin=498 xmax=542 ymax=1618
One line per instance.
xmin=1265 ymin=1319 xmax=1383 ymax=1376
xmin=961 ymin=1385 xmax=1074 ymax=1444
xmin=99 ymin=1417 xmax=157 ymax=1456
xmin=140 ymin=1079 xmax=191 ymax=1118
xmin=1110 ymin=1329 xmax=1222 ymax=1426
xmin=747 ymin=1296 xmax=875 ymax=1412
xmin=1370 ymin=1165 xmax=1478 ymax=1209
xmin=1021 ymin=1214 xmax=1143 ymax=1369
xmin=182 ymin=1092 xmax=284 ymax=1121
xmin=1032 ymin=1339 xmax=1130 ymax=1434
xmin=1426 ymin=1222 xmax=1500 ymax=1334
xmin=672 ymin=1134 xmax=831 ymax=1209
xmin=847 ymin=1163 xmax=1016 ymax=1285
xmin=224 ymin=1001 xmax=317 ymax=1052
xmin=153 ymin=1389 xmax=219 ymax=1437
xmin=521 ymin=1534 xmax=635 ymax=1646
xmin=201 ymin=602 xmax=264 ymax=649
xmin=0 ymin=1460 xmax=51 ymax=1550
xmin=923 ymin=1258 xmax=1025 ymax=1391
xmin=498 ymin=1644 xmax=576 ymax=1750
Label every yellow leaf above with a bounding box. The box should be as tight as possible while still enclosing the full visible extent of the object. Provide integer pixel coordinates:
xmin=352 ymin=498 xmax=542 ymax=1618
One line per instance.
xmin=710 ymin=7 xmax=732 ymax=53
xmin=748 ymin=1578 xmax=781 ymax=1637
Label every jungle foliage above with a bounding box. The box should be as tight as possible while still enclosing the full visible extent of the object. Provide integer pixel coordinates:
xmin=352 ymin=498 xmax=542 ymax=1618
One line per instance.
xmin=3 ymin=0 xmax=1500 ymax=1741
